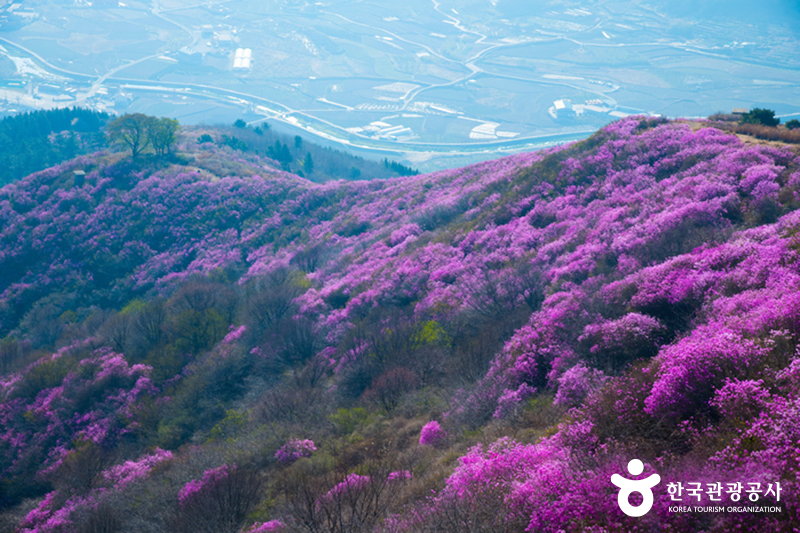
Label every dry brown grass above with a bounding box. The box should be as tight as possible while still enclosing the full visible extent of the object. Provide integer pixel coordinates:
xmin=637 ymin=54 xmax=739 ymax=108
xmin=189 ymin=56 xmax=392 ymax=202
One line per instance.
xmin=705 ymin=121 xmax=800 ymax=145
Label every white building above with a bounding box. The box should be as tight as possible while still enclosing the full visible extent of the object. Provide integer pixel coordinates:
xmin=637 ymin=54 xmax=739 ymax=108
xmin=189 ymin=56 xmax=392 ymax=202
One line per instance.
xmin=233 ymin=48 xmax=252 ymax=70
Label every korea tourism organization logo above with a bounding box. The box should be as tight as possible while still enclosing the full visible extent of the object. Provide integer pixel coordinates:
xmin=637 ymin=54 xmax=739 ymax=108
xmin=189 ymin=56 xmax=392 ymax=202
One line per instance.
xmin=611 ymin=459 xmax=784 ymax=517
xmin=611 ymin=459 xmax=661 ymax=517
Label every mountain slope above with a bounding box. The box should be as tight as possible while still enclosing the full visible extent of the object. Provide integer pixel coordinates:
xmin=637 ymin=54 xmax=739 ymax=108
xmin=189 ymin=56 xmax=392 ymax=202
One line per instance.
xmin=1 ymin=117 xmax=799 ymax=532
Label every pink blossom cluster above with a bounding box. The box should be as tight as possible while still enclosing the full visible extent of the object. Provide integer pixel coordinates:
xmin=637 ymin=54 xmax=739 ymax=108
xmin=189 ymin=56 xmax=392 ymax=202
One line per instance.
xmin=386 ymin=470 xmax=412 ymax=482
xmin=222 ymin=324 xmax=247 ymax=344
xmin=179 ymin=464 xmax=232 ymax=506
xmin=318 ymin=473 xmax=371 ymax=504
xmin=19 ymin=491 xmax=97 ymax=533
xmin=419 ymin=420 xmax=446 ymax=446
xmin=553 ymin=364 xmax=606 ymax=408
xmin=243 ymin=520 xmax=285 ymax=532
xmin=274 ymin=438 xmax=317 ymax=463
xmin=493 ymin=383 xmax=536 ymax=419
xmin=101 ymin=448 xmax=173 ymax=487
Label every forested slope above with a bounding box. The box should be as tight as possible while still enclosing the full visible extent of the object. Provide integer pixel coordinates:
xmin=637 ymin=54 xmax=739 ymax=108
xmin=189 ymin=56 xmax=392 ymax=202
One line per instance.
xmin=0 ymin=109 xmax=108 ymax=187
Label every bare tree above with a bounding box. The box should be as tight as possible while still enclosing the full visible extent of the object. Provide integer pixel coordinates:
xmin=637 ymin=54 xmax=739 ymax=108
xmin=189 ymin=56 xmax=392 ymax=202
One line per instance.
xmin=0 ymin=338 xmax=24 ymax=375
xmin=131 ymin=299 xmax=166 ymax=353
xmin=54 ymin=441 xmax=116 ymax=495
xmin=280 ymin=461 xmax=410 ymax=533
xmin=77 ymin=503 xmax=122 ymax=533
xmin=243 ymin=270 xmax=302 ymax=336
xmin=99 ymin=312 xmax=133 ymax=354
xmin=171 ymin=466 xmax=264 ymax=533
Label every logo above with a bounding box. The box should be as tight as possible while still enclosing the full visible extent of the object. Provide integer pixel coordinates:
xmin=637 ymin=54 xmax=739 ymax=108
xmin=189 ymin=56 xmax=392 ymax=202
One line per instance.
xmin=611 ymin=459 xmax=661 ymax=517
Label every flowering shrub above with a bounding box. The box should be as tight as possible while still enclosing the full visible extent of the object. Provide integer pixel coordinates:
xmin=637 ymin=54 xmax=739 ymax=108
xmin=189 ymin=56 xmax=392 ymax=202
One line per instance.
xmin=553 ymin=364 xmax=606 ymax=408
xmin=419 ymin=420 xmax=446 ymax=446
xmin=644 ymin=327 xmax=769 ymax=419
xmin=386 ymin=470 xmax=412 ymax=482
xmin=318 ymin=473 xmax=371 ymax=505
xmin=710 ymin=378 xmax=771 ymax=420
xmin=223 ymin=325 xmax=247 ymax=344
xmin=243 ymin=520 xmax=284 ymax=532
xmin=179 ymin=464 xmax=232 ymax=506
xmin=101 ymin=447 xmax=173 ymax=487
xmin=386 ymin=437 xmax=624 ymax=532
xmin=274 ymin=439 xmax=317 ymax=463
xmin=19 ymin=491 xmax=97 ymax=533
xmin=493 ymin=383 xmax=536 ymax=419
xmin=579 ymin=313 xmax=666 ymax=371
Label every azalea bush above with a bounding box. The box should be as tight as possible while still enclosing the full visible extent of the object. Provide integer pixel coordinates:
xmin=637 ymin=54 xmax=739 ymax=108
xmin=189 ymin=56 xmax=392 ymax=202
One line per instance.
xmin=275 ymin=439 xmax=317 ymax=463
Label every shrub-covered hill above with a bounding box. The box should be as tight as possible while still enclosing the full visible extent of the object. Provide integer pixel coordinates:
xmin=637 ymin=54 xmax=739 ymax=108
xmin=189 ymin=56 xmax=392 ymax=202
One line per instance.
xmin=1 ymin=117 xmax=799 ymax=532
xmin=0 ymin=108 xmax=414 ymax=192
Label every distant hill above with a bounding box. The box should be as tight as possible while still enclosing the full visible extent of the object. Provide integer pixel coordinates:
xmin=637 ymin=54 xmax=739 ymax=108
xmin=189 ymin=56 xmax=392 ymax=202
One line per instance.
xmin=0 ymin=117 xmax=798 ymax=532
xmin=0 ymin=110 xmax=417 ymax=188
xmin=193 ymin=121 xmax=417 ymax=182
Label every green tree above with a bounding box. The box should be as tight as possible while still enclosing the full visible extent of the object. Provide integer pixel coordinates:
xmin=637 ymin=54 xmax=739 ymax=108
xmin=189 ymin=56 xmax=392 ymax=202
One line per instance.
xmin=268 ymin=141 xmax=292 ymax=163
xmin=106 ymin=113 xmax=154 ymax=160
xmin=294 ymin=135 xmax=303 ymax=150
xmin=741 ymin=108 xmax=780 ymax=127
xmin=786 ymin=119 xmax=800 ymax=130
xmin=220 ymin=135 xmax=248 ymax=151
xmin=148 ymin=117 xmax=179 ymax=157
xmin=303 ymin=151 xmax=314 ymax=174
xmin=383 ymin=158 xmax=418 ymax=176
xmin=197 ymin=133 xmax=214 ymax=144
xmin=233 ymin=119 xmax=247 ymax=128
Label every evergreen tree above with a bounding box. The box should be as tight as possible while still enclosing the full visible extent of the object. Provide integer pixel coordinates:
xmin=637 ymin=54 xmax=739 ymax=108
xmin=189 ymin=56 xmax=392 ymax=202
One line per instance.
xmin=741 ymin=108 xmax=780 ymax=127
xmin=0 ymin=108 xmax=109 ymax=186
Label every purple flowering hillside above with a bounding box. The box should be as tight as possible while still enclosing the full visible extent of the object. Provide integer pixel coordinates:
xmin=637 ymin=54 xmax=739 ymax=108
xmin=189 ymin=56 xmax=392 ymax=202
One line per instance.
xmin=1 ymin=117 xmax=799 ymax=532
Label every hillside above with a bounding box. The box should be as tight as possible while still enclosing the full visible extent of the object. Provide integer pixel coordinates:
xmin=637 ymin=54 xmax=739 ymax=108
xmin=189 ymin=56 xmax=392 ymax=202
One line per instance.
xmin=0 ymin=117 xmax=799 ymax=532
xmin=0 ymin=109 xmax=415 ymax=192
